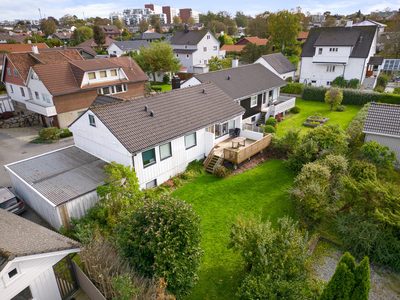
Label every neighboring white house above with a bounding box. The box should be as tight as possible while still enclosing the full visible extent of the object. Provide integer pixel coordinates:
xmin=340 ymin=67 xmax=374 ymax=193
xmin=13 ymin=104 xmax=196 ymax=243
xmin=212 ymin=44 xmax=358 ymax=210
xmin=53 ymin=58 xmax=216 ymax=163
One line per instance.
xmin=5 ymin=146 xmax=108 ymax=230
xmin=299 ymin=25 xmax=378 ymax=88
xmin=0 ymin=209 xmax=80 ymax=300
xmin=69 ymin=82 xmax=245 ymax=189
xmin=362 ymin=102 xmax=400 ymax=167
xmin=170 ymin=27 xmax=222 ymax=73
xmin=255 ymin=53 xmax=297 ymax=80
xmin=353 ymin=19 xmax=387 ymax=36
xmin=181 ymin=63 xmax=295 ymax=124
xmin=107 ymin=40 xmax=151 ymax=57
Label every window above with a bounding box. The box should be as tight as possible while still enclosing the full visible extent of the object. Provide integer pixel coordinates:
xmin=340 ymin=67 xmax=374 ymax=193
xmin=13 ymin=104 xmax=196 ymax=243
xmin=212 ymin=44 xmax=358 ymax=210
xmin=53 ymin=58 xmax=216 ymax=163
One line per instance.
xmin=10 ymin=85 xmax=14 ymax=94
xmin=268 ymin=90 xmax=273 ymax=102
xmin=115 ymin=84 xmax=123 ymax=93
xmin=142 ymin=148 xmax=156 ymax=166
xmin=262 ymin=92 xmax=267 ymax=104
xmin=113 ymin=50 xmax=117 ymax=54
xmin=251 ymin=116 xmax=256 ymax=122
xmin=326 ymin=65 xmax=335 ymax=72
xmin=318 ymin=48 xmax=322 ymax=54
xmin=110 ymin=69 xmax=117 ymax=76
xmin=215 ymin=122 xmax=230 ymax=138
xmin=205 ymin=125 xmax=214 ymax=133
xmin=146 ymin=179 xmax=157 ymax=188
xmin=44 ymin=94 xmax=50 ymax=103
xmin=185 ymin=132 xmax=197 ymax=149
xmin=89 ymin=115 xmax=96 ymax=127
xmin=186 ymin=54 xmax=190 ymax=58
xmin=327 ymin=81 xmax=332 ymax=86
xmin=35 ymin=91 xmax=39 ymax=100
xmin=207 ymin=35 xmax=210 ymax=39
xmin=176 ymin=54 xmax=179 ymax=57
xmin=204 ymin=59 xmax=207 ymax=64
xmin=160 ymin=142 xmax=172 ymax=160
xmin=7 ymin=68 xmax=11 ymax=76
xmin=213 ymin=46 xmax=217 ymax=51
xmin=100 ymin=71 xmax=107 ymax=78
xmin=20 ymin=88 xmax=25 ymax=97
xmin=13 ymin=69 xmax=18 ymax=77
xmin=229 ymin=120 xmax=235 ymax=130
xmin=250 ymin=95 xmax=257 ymax=107
xmin=203 ymin=47 xmax=207 ymax=52
xmin=8 ymin=268 xmax=18 ymax=279
xmin=11 ymin=287 xmax=32 ymax=300
xmin=88 ymin=72 xmax=96 ymax=80
xmin=103 ymin=87 xmax=110 ymax=94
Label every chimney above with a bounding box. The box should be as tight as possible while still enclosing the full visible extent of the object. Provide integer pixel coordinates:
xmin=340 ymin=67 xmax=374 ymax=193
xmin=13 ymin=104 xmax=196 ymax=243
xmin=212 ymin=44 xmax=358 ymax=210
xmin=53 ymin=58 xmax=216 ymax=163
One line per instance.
xmin=184 ymin=24 xmax=189 ymax=33
xmin=232 ymin=56 xmax=239 ymax=68
xmin=62 ymin=44 xmax=67 ymax=50
xmin=172 ymin=75 xmax=181 ymax=89
xmin=27 ymin=39 xmax=31 ymax=44
xmin=31 ymin=45 xmax=39 ymax=54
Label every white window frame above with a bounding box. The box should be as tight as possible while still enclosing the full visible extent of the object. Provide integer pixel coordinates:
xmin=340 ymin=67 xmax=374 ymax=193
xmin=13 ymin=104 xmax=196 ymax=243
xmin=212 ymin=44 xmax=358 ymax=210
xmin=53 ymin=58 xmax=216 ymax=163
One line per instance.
xmin=89 ymin=115 xmax=96 ymax=127
xmin=185 ymin=132 xmax=197 ymax=149
xmin=35 ymin=91 xmax=39 ymax=100
xmin=318 ymin=48 xmax=322 ymax=55
xmin=250 ymin=95 xmax=258 ymax=108
xmin=159 ymin=142 xmax=172 ymax=160
xmin=203 ymin=46 xmax=207 ymax=52
xmin=110 ymin=69 xmax=117 ymax=77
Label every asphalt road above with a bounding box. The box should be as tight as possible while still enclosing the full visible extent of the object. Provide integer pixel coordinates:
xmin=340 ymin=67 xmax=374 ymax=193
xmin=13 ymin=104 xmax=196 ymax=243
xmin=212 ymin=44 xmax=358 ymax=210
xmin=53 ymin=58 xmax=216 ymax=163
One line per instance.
xmin=0 ymin=130 xmax=74 ymax=228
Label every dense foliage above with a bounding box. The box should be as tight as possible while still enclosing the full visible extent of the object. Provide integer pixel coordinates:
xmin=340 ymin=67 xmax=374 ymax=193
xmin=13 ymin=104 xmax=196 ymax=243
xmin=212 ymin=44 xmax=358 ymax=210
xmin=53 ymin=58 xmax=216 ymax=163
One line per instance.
xmin=360 ymin=140 xmax=399 ymax=169
xmin=280 ymin=82 xmax=303 ymax=94
xmin=324 ymin=88 xmax=343 ymax=111
xmin=38 ymin=127 xmax=59 ymax=141
xmin=345 ymin=103 xmax=370 ymax=147
xmin=115 ymin=195 xmax=203 ymax=298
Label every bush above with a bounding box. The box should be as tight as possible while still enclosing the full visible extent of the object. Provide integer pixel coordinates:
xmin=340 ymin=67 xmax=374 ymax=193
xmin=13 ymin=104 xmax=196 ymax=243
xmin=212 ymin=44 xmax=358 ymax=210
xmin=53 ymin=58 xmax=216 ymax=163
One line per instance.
xmin=275 ymin=113 xmax=282 ymax=122
xmin=377 ymin=74 xmax=389 ymax=88
xmin=348 ymin=78 xmax=360 ymax=89
xmin=325 ymin=87 xmax=343 ymax=111
xmin=290 ymin=106 xmax=301 ymax=113
xmin=336 ymin=105 xmax=346 ymax=112
xmin=332 ymin=76 xmax=347 ymax=88
xmin=60 ymin=129 xmax=73 ymax=138
xmin=265 ymin=117 xmax=278 ymax=129
xmin=273 ymin=127 xmax=301 ymax=153
xmin=38 ymin=127 xmax=59 ymax=141
xmin=263 ymin=125 xmax=276 ymax=134
xmin=349 ymin=160 xmax=377 ymax=181
xmin=345 ymin=103 xmax=370 ymax=146
xmin=302 ymin=86 xmax=379 ymax=105
xmin=373 ymin=86 xmax=383 ymax=93
xmin=378 ymin=93 xmax=400 ymax=104
xmin=306 ymin=123 xmax=349 ymax=154
xmin=393 ymin=87 xmax=400 ymax=94
xmin=115 ymin=195 xmax=203 ymax=298
xmin=0 ymin=111 xmax=14 ymax=119
xmin=361 ymin=140 xmax=398 ymax=169
xmin=285 ymin=77 xmax=293 ymax=83
xmin=301 ymin=86 xmax=329 ymax=102
xmin=162 ymin=74 xmax=170 ymax=84
xmin=214 ymin=165 xmax=228 ymax=178
xmin=280 ymin=82 xmax=303 ymax=94
xmin=151 ymin=85 xmax=162 ymax=92
xmin=320 ymin=155 xmax=348 ymax=177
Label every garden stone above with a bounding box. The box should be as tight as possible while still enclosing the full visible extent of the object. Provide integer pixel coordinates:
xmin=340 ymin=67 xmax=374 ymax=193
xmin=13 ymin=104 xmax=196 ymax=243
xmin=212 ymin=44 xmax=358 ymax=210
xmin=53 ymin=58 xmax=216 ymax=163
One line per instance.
xmin=19 ymin=121 xmax=25 ymax=127
xmin=32 ymin=120 xmax=40 ymax=125
xmin=2 ymin=124 xmax=9 ymax=129
xmin=10 ymin=123 xmax=19 ymax=128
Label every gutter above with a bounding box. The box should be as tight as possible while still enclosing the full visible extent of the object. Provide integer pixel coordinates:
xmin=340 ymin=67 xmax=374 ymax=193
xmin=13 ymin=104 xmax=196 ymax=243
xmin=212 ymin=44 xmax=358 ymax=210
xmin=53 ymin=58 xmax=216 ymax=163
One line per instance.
xmin=362 ymin=131 xmax=400 ymax=139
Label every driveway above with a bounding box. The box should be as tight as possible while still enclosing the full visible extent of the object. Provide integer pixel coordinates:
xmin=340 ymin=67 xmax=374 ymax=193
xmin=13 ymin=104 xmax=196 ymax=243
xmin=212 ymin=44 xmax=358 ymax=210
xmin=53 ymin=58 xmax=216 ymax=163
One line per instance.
xmin=0 ymin=126 xmax=74 ymax=228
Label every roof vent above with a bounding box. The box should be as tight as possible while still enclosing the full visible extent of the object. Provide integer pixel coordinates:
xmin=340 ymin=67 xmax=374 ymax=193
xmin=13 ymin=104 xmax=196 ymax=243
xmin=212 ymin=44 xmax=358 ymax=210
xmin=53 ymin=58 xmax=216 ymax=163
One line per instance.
xmin=184 ymin=24 xmax=189 ymax=33
xmin=202 ymin=88 xmax=205 ymax=93
xmin=227 ymin=75 xmax=231 ymax=80
xmin=150 ymin=110 xmax=154 ymax=117
xmin=144 ymin=105 xmax=148 ymax=111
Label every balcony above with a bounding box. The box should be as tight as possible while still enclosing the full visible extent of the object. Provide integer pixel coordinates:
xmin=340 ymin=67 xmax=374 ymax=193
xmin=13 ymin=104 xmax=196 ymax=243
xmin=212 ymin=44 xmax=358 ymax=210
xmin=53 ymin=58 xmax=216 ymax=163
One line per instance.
xmin=312 ymin=55 xmax=348 ymax=64
xmin=25 ymin=100 xmax=57 ymax=116
xmin=263 ymin=96 xmax=296 ymax=119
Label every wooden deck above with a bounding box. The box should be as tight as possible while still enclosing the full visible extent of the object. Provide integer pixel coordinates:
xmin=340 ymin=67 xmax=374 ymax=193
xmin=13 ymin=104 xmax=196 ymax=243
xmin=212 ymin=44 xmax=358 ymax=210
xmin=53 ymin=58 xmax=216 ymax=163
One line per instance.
xmin=213 ymin=137 xmax=257 ymax=157
xmin=67 ymin=288 xmax=90 ymax=300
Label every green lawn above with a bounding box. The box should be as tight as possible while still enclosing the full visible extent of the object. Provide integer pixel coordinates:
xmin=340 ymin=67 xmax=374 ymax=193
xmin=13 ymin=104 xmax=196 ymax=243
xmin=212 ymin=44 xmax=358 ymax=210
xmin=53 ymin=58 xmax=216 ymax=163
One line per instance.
xmin=277 ymin=98 xmax=362 ymax=136
xmin=150 ymin=83 xmax=172 ymax=91
xmin=172 ymin=159 xmax=296 ymax=300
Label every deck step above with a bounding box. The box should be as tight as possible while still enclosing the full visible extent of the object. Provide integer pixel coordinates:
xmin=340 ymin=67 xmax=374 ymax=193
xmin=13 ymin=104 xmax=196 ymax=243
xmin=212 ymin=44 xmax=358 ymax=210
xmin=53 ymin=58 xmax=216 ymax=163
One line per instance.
xmin=205 ymin=155 xmax=220 ymax=173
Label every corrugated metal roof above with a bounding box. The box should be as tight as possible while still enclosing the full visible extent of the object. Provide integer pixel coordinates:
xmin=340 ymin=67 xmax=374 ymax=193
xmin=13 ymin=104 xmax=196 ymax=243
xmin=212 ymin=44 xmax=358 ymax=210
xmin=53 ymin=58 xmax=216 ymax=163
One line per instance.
xmin=7 ymin=146 xmax=108 ymax=206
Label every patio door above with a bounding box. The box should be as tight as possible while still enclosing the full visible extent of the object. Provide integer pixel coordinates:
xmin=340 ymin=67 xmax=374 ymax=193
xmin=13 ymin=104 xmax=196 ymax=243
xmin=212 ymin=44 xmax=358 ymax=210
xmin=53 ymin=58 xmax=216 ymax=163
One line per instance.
xmin=53 ymin=255 xmax=77 ymax=299
xmin=262 ymin=92 xmax=268 ymax=108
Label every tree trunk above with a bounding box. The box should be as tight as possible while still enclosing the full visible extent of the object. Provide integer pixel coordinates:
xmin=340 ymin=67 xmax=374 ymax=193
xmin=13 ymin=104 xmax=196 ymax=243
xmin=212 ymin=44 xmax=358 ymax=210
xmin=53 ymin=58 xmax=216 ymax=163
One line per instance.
xmin=153 ymin=72 xmax=157 ymax=84
xmin=336 ymin=203 xmax=353 ymax=213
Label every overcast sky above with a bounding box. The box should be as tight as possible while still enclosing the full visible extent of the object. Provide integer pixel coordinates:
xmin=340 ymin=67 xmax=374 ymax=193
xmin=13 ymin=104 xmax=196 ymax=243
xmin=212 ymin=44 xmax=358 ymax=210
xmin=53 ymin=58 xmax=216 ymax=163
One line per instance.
xmin=1 ymin=0 xmax=399 ymax=21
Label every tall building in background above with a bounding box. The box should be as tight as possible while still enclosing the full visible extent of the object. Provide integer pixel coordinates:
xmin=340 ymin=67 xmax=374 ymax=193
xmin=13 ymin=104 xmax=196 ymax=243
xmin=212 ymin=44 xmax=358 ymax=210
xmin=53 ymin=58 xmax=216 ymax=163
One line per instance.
xmin=179 ymin=9 xmax=200 ymax=23
xmin=162 ymin=6 xmax=179 ymax=24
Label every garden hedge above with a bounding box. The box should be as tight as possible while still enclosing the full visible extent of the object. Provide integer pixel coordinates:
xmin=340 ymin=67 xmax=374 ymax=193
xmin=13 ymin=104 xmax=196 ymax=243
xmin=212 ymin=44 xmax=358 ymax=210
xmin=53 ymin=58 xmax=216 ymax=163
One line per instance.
xmin=280 ymin=82 xmax=303 ymax=94
xmin=378 ymin=93 xmax=400 ymax=105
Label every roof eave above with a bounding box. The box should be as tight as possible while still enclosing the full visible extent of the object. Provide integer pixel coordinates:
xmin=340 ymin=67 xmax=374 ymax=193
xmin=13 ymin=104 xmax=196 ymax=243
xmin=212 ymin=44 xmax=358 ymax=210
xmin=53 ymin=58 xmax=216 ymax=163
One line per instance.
xmin=362 ymin=131 xmax=400 ymax=139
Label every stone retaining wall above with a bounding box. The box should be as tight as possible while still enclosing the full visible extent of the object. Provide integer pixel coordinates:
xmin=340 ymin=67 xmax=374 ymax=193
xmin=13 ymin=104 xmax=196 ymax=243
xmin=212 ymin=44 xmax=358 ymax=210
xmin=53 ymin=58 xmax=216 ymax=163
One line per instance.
xmin=0 ymin=113 xmax=41 ymax=128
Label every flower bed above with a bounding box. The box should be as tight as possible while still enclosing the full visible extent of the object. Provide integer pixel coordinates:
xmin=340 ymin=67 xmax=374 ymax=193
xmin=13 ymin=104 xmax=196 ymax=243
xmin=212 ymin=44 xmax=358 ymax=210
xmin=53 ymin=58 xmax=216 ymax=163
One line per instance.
xmin=303 ymin=114 xmax=329 ymax=127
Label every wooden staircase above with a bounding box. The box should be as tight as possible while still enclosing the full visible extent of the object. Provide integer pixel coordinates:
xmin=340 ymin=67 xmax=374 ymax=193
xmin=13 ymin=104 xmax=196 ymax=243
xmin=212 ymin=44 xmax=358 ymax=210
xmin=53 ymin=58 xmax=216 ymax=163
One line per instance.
xmin=204 ymin=147 xmax=224 ymax=174
xmin=257 ymin=111 xmax=267 ymax=126
xmin=206 ymin=155 xmax=219 ymax=173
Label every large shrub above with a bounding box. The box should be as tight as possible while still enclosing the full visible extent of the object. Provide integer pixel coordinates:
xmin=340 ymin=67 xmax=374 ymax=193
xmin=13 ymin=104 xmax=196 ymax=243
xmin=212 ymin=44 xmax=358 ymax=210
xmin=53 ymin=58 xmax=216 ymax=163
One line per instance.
xmin=38 ymin=127 xmax=59 ymax=141
xmin=306 ymin=123 xmax=349 ymax=154
xmin=325 ymin=88 xmax=343 ymax=111
xmin=265 ymin=117 xmax=278 ymax=129
xmin=263 ymin=125 xmax=276 ymax=134
xmin=115 ymin=195 xmax=203 ymax=298
xmin=332 ymin=76 xmax=347 ymax=88
xmin=302 ymin=86 xmax=379 ymax=105
xmin=214 ymin=164 xmax=228 ymax=178
xmin=377 ymin=74 xmax=389 ymax=88
xmin=280 ymin=82 xmax=303 ymax=94
xmin=349 ymin=160 xmax=377 ymax=181
xmin=378 ymin=93 xmax=400 ymax=104
xmin=361 ymin=140 xmax=398 ymax=169
xmin=290 ymin=106 xmax=301 ymax=113
xmin=345 ymin=103 xmax=370 ymax=146
xmin=273 ymin=127 xmax=301 ymax=153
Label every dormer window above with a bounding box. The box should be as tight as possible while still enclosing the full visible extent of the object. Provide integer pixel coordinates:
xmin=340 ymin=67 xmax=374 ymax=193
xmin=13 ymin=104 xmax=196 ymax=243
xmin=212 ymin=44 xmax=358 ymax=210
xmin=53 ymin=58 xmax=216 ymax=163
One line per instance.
xmin=88 ymin=72 xmax=96 ymax=80
xmin=110 ymin=69 xmax=117 ymax=76
xmin=8 ymin=268 xmax=18 ymax=279
xmin=100 ymin=71 xmax=107 ymax=78
xmin=318 ymin=48 xmax=323 ymax=55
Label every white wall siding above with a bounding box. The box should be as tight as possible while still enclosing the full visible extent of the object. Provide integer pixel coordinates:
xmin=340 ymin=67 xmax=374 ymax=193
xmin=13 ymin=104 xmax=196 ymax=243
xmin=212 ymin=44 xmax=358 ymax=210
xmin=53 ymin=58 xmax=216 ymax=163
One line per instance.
xmin=180 ymin=77 xmax=201 ymax=88
xmin=7 ymin=171 xmax=61 ymax=229
xmin=29 ymin=268 xmax=61 ymax=300
xmin=5 ymin=83 xmax=28 ymax=103
xmin=107 ymin=44 xmax=123 ymax=57
xmin=344 ymin=57 xmax=367 ymax=83
xmin=65 ymin=191 xmax=100 ymax=221
xmin=365 ymin=134 xmax=400 ymax=162
xmin=27 ymin=75 xmax=54 ymax=106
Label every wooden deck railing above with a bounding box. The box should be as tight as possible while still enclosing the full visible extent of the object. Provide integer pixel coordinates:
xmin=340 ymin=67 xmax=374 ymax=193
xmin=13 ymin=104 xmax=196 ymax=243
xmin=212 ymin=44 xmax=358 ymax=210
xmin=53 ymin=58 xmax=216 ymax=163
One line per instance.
xmin=204 ymin=147 xmax=216 ymax=169
xmin=223 ymin=134 xmax=271 ymax=165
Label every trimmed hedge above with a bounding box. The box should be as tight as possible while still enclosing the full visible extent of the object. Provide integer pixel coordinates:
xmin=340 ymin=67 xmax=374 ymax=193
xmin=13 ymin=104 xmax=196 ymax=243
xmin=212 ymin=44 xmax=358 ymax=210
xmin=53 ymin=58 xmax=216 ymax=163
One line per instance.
xmin=302 ymin=86 xmax=380 ymax=105
xmin=378 ymin=93 xmax=400 ymax=105
xmin=280 ymin=82 xmax=303 ymax=94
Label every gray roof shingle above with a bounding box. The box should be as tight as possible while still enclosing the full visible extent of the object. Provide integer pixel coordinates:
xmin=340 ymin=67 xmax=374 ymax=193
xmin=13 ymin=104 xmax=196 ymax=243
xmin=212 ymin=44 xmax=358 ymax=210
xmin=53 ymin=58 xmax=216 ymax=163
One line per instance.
xmin=192 ymin=64 xmax=287 ymax=100
xmin=170 ymin=29 xmax=209 ymax=45
xmin=132 ymin=32 xmax=163 ymax=40
xmin=6 ymin=146 xmax=108 ymax=206
xmin=0 ymin=209 xmax=80 ymax=271
xmin=363 ymin=102 xmax=400 ymax=137
xmin=259 ymin=53 xmax=297 ymax=74
xmin=111 ymin=40 xmax=151 ymax=51
xmin=301 ymin=26 xmax=377 ymax=58
xmin=90 ymin=82 xmax=245 ymax=154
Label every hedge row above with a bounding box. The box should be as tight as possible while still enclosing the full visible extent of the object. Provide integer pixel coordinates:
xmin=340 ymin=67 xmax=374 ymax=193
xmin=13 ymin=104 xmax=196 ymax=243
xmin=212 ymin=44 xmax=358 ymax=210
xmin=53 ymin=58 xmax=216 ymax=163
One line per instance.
xmin=378 ymin=93 xmax=400 ymax=105
xmin=280 ymin=82 xmax=303 ymax=94
xmin=301 ymin=86 xmax=380 ymax=105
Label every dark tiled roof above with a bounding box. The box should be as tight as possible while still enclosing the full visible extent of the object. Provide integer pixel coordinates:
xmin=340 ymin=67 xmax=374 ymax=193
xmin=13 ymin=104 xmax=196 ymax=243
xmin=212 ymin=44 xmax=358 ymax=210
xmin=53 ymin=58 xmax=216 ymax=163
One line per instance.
xmin=170 ymin=29 xmax=208 ymax=45
xmin=363 ymin=102 xmax=400 ymax=137
xmin=192 ymin=63 xmax=287 ymax=100
xmin=6 ymin=146 xmax=108 ymax=207
xmin=132 ymin=32 xmax=163 ymax=40
xmin=89 ymin=82 xmax=245 ymax=154
xmin=301 ymin=26 xmax=377 ymax=58
xmin=91 ymin=95 xmax=122 ymax=106
xmin=0 ymin=208 xmax=80 ymax=271
xmin=259 ymin=53 xmax=297 ymax=74
xmin=368 ymin=56 xmax=384 ymax=65
xmin=111 ymin=40 xmax=151 ymax=51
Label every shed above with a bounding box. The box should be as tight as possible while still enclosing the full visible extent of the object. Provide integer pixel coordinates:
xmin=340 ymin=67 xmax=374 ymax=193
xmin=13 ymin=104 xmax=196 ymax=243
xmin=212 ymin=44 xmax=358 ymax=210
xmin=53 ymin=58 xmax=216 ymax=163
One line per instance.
xmin=5 ymin=146 xmax=108 ymax=230
xmin=362 ymin=102 xmax=400 ymax=166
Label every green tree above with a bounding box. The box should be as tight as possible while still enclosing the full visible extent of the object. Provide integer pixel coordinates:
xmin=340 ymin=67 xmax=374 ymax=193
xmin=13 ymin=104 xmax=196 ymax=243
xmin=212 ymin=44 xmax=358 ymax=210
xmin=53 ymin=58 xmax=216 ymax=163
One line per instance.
xmin=224 ymin=18 xmax=238 ymax=35
xmin=59 ymin=14 xmax=77 ymax=26
xmin=48 ymin=16 xmax=60 ymax=26
xmin=241 ymin=41 xmax=273 ymax=63
xmin=24 ymin=33 xmax=44 ymax=44
xmin=6 ymin=38 xmax=18 ymax=44
xmin=45 ymin=38 xmax=62 ymax=48
xmin=121 ymin=29 xmax=130 ymax=37
xmin=235 ymin=11 xmax=248 ymax=27
xmin=115 ymin=195 xmax=203 ymax=298
xmin=324 ymin=16 xmax=337 ymax=27
xmin=360 ymin=140 xmax=398 ymax=169
xmin=246 ymin=14 xmax=269 ymax=38
xmin=268 ymin=10 xmax=301 ymax=51
xmin=40 ymin=18 xmax=57 ymax=37
xmin=186 ymin=17 xmax=196 ymax=24
xmin=93 ymin=25 xmax=106 ymax=49
xmin=112 ymin=18 xmax=124 ymax=30
xmin=207 ymin=56 xmax=233 ymax=71
xmin=173 ymin=15 xmax=182 ymax=24
xmin=128 ymin=42 xmax=181 ymax=84
xmin=380 ymin=19 xmax=400 ymax=58
xmin=325 ymin=87 xmax=343 ymax=111
xmin=352 ymin=257 xmax=370 ymax=300
xmin=206 ymin=20 xmax=227 ymax=33
xmin=139 ymin=19 xmax=150 ymax=32
xmin=73 ymin=26 xmax=93 ymax=43
xmin=217 ymin=34 xmax=233 ymax=46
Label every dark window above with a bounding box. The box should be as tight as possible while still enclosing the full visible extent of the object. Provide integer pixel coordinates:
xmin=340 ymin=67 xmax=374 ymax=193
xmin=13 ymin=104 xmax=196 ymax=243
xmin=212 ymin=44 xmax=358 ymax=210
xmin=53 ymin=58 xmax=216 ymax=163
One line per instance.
xmin=103 ymin=87 xmax=110 ymax=94
xmin=8 ymin=268 xmax=18 ymax=278
xmin=35 ymin=91 xmax=39 ymax=100
xmin=11 ymin=286 xmax=32 ymax=300
xmin=7 ymin=68 xmax=11 ymax=76
xmin=115 ymin=84 xmax=123 ymax=93
xmin=89 ymin=115 xmax=96 ymax=127
xmin=142 ymin=148 xmax=156 ymax=166
xmin=318 ymin=48 xmax=322 ymax=54
xmin=20 ymin=88 xmax=25 ymax=97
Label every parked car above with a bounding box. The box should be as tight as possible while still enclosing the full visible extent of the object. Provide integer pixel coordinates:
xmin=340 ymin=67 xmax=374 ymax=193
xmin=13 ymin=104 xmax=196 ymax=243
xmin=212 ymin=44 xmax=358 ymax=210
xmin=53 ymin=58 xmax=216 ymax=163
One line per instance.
xmin=0 ymin=187 xmax=26 ymax=214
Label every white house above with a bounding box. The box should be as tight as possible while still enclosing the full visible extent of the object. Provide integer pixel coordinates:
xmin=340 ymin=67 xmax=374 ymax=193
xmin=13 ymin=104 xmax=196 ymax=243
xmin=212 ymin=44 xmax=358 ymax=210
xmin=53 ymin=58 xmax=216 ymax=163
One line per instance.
xmin=107 ymin=40 xmax=151 ymax=57
xmin=69 ymin=82 xmax=245 ymax=189
xmin=0 ymin=209 xmax=80 ymax=300
xmin=299 ymin=26 xmax=378 ymax=88
xmin=181 ymin=63 xmax=295 ymax=124
xmin=362 ymin=102 xmax=400 ymax=167
xmin=170 ymin=27 xmax=222 ymax=73
xmin=255 ymin=53 xmax=297 ymax=80
xmin=5 ymin=146 xmax=108 ymax=230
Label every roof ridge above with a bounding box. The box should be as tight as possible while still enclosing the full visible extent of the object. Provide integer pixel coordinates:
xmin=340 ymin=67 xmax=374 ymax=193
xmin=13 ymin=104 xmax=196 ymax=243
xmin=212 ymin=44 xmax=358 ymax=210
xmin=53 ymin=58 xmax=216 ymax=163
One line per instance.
xmin=371 ymin=102 xmax=400 ymax=107
xmin=196 ymin=63 xmax=263 ymax=78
